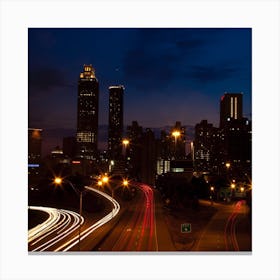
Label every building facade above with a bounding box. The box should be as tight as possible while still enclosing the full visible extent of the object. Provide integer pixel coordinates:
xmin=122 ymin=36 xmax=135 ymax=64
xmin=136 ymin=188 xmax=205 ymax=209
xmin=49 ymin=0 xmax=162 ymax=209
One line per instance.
xmin=108 ymin=85 xmax=124 ymax=161
xmin=28 ymin=128 xmax=42 ymax=164
xmin=220 ymin=93 xmax=243 ymax=128
xmin=28 ymin=128 xmax=42 ymax=179
xmin=76 ymin=64 xmax=99 ymax=159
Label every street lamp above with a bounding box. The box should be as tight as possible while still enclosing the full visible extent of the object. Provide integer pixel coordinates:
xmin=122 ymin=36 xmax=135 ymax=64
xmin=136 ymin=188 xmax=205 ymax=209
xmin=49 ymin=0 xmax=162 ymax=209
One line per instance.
xmin=102 ymin=175 xmax=109 ymax=184
xmin=122 ymin=139 xmax=129 ymax=147
xmin=230 ymin=183 xmax=236 ymax=201
xmin=122 ymin=139 xmax=130 ymax=171
xmin=172 ymin=130 xmax=180 ymax=159
xmin=53 ymin=176 xmax=86 ymax=251
xmin=210 ymin=186 xmax=215 ymax=205
xmin=122 ymin=179 xmax=129 ymax=188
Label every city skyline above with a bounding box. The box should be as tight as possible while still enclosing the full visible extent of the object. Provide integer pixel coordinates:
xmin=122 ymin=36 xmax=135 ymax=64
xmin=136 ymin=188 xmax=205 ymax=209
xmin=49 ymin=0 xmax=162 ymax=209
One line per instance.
xmin=28 ymin=28 xmax=252 ymax=155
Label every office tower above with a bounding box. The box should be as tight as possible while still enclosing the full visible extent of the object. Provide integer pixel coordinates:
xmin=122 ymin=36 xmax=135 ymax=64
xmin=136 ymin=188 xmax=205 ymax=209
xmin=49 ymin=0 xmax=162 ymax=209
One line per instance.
xmin=223 ymin=118 xmax=252 ymax=176
xmin=108 ymin=85 xmax=124 ymax=161
xmin=193 ymin=120 xmax=223 ymax=172
xmin=28 ymin=128 xmax=42 ymax=165
xmin=126 ymin=121 xmax=143 ymax=179
xmin=76 ymin=64 xmax=99 ymax=159
xmin=63 ymin=136 xmax=76 ymax=158
xmin=194 ymin=120 xmax=213 ymax=171
xmin=140 ymin=128 xmax=156 ymax=185
xmin=220 ymin=93 xmax=243 ymax=128
xmin=28 ymin=128 xmax=42 ymax=178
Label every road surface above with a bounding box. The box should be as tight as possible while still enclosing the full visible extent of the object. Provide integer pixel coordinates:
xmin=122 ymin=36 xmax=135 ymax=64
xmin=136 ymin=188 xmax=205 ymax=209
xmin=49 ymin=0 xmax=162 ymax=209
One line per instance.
xmin=28 ymin=187 xmax=120 ymax=252
xmin=193 ymin=200 xmax=251 ymax=251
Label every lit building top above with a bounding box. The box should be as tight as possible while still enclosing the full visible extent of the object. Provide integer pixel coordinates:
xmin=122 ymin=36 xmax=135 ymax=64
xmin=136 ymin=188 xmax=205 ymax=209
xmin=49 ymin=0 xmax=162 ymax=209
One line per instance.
xmin=79 ymin=64 xmax=97 ymax=80
xmin=109 ymin=85 xmax=125 ymax=90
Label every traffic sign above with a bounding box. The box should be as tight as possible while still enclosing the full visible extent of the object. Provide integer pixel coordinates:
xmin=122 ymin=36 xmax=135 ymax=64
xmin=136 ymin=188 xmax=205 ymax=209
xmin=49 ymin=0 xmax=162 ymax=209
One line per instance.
xmin=181 ymin=223 xmax=191 ymax=233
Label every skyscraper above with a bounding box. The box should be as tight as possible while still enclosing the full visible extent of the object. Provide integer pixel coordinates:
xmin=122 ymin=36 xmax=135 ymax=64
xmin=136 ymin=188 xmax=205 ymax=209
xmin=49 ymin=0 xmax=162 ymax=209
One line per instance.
xmin=28 ymin=128 xmax=42 ymax=178
xmin=108 ymin=85 xmax=124 ymax=161
xmin=28 ymin=128 xmax=42 ymax=165
xmin=220 ymin=93 xmax=243 ymax=128
xmin=76 ymin=64 xmax=99 ymax=159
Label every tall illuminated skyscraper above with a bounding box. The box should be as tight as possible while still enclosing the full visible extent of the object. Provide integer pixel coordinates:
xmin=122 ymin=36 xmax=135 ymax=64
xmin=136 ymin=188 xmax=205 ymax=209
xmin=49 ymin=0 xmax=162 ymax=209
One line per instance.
xmin=76 ymin=64 xmax=99 ymax=159
xmin=220 ymin=93 xmax=243 ymax=128
xmin=108 ymin=85 xmax=124 ymax=160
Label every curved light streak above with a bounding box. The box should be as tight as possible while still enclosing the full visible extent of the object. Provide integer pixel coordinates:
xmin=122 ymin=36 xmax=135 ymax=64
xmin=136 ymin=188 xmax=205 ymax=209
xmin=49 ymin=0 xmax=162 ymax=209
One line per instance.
xmin=28 ymin=206 xmax=61 ymax=242
xmin=29 ymin=186 xmax=120 ymax=252
xmin=32 ymin=209 xmax=83 ymax=251
xmin=55 ymin=186 xmax=120 ymax=251
xmin=28 ymin=206 xmax=84 ymax=251
xmin=224 ymin=200 xmax=245 ymax=251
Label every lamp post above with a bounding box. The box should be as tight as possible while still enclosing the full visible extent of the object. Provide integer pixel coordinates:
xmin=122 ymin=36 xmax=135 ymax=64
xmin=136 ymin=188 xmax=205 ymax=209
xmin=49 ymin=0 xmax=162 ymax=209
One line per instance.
xmin=172 ymin=130 xmax=180 ymax=159
xmin=122 ymin=139 xmax=129 ymax=151
xmin=231 ymin=183 xmax=236 ymax=201
xmin=53 ymin=176 xmax=86 ymax=251
xmin=122 ymin=179 xmax=128 ymax=187
xmin=122 ymin=139 xmax=130 ymax=172
xmin=210 ymin=186 xmax=215 ymax=205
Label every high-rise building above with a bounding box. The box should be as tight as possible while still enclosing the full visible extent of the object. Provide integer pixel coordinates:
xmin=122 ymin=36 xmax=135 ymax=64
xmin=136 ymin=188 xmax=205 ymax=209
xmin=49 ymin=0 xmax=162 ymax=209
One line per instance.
xmin=63 ymin=136 xmax=76 ymax=158
xmin=222 ymin=117 xmax=252 ymax=175
xmin=194 ymin=120 xmax=213 ymax=171
xmin=76 ymin=64 xmax=99 ymax=159
xmin=193 ymin=120 xmax=223 ymax=173
xmin=28 ymin=128 xmax=42 ymax=178
xmin=28 ymin=128 xmax=42 ymax=165
xmin=220 ymin=93 xmax=243 ymax=128
xmin=140 ymin=128 xmax=156 ymax=185
xmin=108 ymin=85 xmax=124 ymax=161
xmin=126 ymin=121 xmax=143 ymax=179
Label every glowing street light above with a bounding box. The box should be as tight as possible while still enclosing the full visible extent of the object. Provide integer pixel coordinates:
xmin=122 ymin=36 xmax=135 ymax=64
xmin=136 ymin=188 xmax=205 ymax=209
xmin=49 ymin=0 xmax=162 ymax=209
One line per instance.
xmin=123 ymin=179 xmax=129 ymax=187
xmin=172 ymin=130 xmax=180 ymax=138
xmin=122 ymin=139 xmax=129 ymax=147
xmin=231 ymin=183 xmax=236 ymax=189
xmin=53 ymin=176 xmax=86 ymax=250
xmin=172 ymin=130 xmax=181 ymax=159
xmin=225 ymin=162 xmax=231 ymax=169
xmin=54 ymin=177 xmax=62 ymax=185
xmin=102 ymin=175 xmax=109 ymax=184
xmin=122 ymin=139 xmax=130 ymax=162
xmin=210 ymin=186 xmax=215 ymax=205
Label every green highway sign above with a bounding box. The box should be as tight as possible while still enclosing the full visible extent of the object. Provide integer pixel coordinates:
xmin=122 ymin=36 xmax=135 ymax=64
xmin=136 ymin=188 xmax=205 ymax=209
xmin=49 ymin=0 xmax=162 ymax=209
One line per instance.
xmin=181 ymin=223 xmax=191 ymax=233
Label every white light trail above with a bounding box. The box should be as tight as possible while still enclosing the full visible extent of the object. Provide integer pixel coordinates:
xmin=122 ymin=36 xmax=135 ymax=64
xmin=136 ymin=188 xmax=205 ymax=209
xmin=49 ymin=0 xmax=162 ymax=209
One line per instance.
xmin=28 ymin=186 xmax=120 ymax=252
xmin=54 ymin=186 xmax=120 ymax=251
xmin=28 ymin=206 xmax=84 ymax=251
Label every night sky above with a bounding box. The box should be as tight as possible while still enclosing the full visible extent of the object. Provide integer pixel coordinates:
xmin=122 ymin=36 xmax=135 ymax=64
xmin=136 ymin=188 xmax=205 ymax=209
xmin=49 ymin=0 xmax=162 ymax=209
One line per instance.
xmin=28 ymin=28 xmax=252 ymax=155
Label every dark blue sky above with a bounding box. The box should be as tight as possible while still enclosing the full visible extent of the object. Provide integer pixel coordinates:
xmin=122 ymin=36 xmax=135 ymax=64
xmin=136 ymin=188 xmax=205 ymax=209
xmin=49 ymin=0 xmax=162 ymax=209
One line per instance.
xmin=28 ymin=28 xmax=251 ymax=153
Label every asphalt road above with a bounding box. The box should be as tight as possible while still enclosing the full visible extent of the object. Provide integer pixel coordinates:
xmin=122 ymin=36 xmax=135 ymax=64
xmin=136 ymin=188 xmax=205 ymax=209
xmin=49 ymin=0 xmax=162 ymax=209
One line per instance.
xmin=193 ymin=200 xmax=251 ymax=251
xmin=92 ymin=182 xmax=175 ymax=252
xmin=28 ymin=187 xmax=120 ymax=252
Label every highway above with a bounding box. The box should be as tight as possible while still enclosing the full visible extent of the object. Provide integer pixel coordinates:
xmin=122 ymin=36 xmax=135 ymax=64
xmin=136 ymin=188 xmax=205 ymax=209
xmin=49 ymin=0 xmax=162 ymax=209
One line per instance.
xmin=28 ymin=187 xmax=120 ymax=252
xmin=193 ymin=200 xmax=251 ymax=251
xmin=93 ymin=182 xmax=160 ymax=251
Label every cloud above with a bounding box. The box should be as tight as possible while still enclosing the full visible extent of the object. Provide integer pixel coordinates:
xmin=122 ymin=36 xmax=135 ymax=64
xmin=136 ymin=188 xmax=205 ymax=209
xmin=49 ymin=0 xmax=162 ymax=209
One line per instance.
xmin=122 ymin=49 xmax=176 ymax=90
xmin=28 ymin=67 xmax=74 ymax=92
xmin=189 ymin=65 xmax=238 ymax=83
